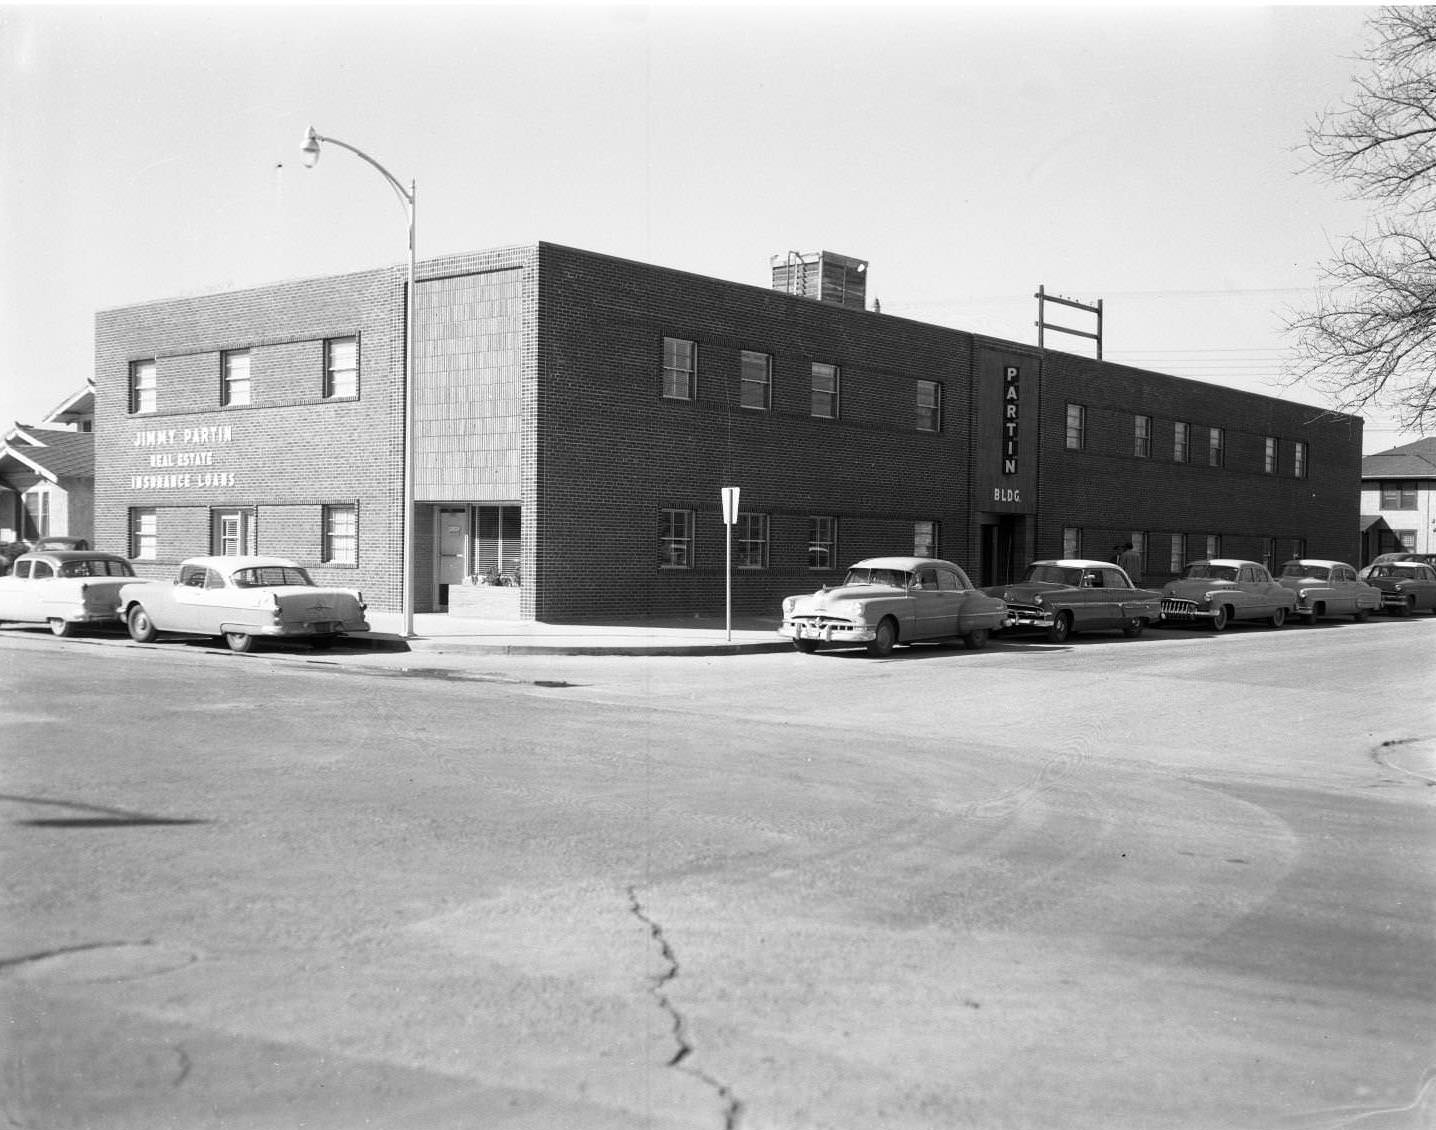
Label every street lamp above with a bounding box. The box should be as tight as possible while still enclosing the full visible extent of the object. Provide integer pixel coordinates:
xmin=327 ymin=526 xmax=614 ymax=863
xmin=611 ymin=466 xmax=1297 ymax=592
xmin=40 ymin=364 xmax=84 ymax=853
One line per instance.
xmin=300 ymin=126 xmax=416 ymax=638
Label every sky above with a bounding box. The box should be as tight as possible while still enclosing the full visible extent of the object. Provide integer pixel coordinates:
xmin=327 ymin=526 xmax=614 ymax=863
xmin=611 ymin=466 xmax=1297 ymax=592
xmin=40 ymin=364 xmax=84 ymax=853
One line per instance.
xmin=0 ymin=3 xmax=1414 ymax=454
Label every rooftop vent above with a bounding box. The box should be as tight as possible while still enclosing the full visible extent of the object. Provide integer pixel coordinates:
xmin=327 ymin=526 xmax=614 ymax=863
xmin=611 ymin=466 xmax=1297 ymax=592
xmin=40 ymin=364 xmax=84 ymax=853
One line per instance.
xmin=770 ymin=251 xmax=868 ymax=310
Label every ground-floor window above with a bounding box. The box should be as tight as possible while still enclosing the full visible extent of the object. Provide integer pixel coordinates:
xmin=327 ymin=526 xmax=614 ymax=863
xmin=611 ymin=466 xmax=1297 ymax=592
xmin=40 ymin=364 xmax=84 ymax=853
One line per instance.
xmin=736 ymin=513 xmax=768 ymax=569
xmin=22 ymin=490 xmax=50 ymax=540
xmin=1204 ymin=534 xmax=1221 ymax=559
xmin=913 ymin=520 xmax=938 ymax=558
xmin=1062 ymin=526 xmax=1081 ymax=558
xmin=130 ymin=508 xmax=157 ymax=559
xmin=474 ymin=505 xmax=521 ymax=580
xmin=661 ymin=509 xmax=693 ymax=569
xmin=323 ymin=504 xmax=358 ymax=564
xmin=1170 ymin=533 xmax=1186 ymax=574
xmin=808 ymin=516 xmax=837 ymax=569
xmin=1397 ymin=528 xmax=1417 ymax=551
xmin=212 ymin=508 xmax=257 ymax=555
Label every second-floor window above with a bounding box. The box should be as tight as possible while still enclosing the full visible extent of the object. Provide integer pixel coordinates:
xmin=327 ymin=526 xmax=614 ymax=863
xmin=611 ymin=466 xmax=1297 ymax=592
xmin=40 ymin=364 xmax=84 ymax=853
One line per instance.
xmin=811 ymin=362 xmax=840 ymax=418
xmin=1134 ymin=414 xmax=1151 ymax=458
xmin=1174 ymin=422 xmax=1189 ymax=463
xmin=325 ymin=337 xmax=358 ymax=399
xmin=1264 ymin=436 xmax=1278 ymax=474
xmin=662 ymin=338 xmax=697 ymax=400
xmin=1065 ymin=404 xmax=1085 ymax=450
xmin=1209 ymin=427 xmax=1224 ymax=467
xmin=916 ymin=380 xmax=942 ymax=432
xmin=130 ymin=359 xmax=156 ymax=414
xmin=739 ymin=350 xmax=771 ymax=410
xmin=222 ymin=350 xmax=251 ymax=407
xmin=1294 ymin=440 xmax=1308 ymax=478
xmin=1381 ymin=481 xmax=1419 ymax=509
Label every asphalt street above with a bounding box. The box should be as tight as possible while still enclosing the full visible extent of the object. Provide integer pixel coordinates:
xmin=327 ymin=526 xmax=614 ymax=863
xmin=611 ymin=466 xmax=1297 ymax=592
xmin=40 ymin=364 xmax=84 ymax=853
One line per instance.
xmin=1 ymin=616 xmax=1433 ymax=1130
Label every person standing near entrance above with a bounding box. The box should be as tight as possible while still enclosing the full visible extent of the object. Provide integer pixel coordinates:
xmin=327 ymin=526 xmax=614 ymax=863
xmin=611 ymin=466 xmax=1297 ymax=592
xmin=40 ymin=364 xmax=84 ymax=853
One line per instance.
xmin=1118 ymin=541 xmax=1142 ymax=584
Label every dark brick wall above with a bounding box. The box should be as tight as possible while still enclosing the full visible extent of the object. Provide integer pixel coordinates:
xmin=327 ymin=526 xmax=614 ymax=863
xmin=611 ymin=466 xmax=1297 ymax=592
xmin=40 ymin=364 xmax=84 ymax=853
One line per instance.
xmin=1037 ymin=352 xmax=1363 ymax=576
xmin=532 ymin=243 xmax=974 ymax=620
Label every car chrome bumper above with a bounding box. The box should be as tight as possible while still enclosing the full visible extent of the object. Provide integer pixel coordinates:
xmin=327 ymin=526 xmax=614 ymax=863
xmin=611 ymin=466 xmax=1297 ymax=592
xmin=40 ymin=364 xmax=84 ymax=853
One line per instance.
xmin=1159 ymin=600 xmax=1215 ymax=621
xmin=231 ymin=620 xmax=370 ymax=638
xmin=1000 ymin=609 xmax=1052 ymax=630
xmin=779 ymin=620 xmax=876 ymax=644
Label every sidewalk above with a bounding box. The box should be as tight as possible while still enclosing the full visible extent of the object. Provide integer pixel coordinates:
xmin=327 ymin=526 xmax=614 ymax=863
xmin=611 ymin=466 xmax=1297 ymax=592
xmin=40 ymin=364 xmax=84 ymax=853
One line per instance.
xmin=351 ymin=611 xmax=792 ymax=656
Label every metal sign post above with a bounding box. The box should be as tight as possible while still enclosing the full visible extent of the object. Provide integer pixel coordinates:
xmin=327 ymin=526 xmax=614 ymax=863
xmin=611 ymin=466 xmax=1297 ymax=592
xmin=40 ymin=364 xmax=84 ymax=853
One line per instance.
xmin=720 ymin=486 xmax=740 ymax=642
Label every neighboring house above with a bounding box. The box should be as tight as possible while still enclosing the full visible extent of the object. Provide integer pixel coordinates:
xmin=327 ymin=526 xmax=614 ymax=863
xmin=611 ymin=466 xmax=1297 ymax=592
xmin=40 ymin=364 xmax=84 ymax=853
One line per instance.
xmin=0 ymin=384 xmax=95 ymax=547
xmin=1360 ymin=436 xmax=1436 ymax=558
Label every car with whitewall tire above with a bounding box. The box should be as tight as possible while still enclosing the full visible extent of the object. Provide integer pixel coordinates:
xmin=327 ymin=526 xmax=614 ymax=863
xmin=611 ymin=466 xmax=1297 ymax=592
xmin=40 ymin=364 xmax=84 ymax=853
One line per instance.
xmin=779 ymin=556 xmax=1009 ymax=657
xmin=118 ymin=556 xmax=369 ymax=653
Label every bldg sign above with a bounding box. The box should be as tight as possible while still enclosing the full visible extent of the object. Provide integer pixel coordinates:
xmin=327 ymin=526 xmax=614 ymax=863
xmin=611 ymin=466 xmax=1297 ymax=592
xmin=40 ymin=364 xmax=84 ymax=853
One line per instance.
xmin=128 ymin=425 xmax=237 ymax=491
xmin=972 ymin=350 xmax=1036 ymax=514
xmin=1002 ymin=365 xmax=1020 ymax=476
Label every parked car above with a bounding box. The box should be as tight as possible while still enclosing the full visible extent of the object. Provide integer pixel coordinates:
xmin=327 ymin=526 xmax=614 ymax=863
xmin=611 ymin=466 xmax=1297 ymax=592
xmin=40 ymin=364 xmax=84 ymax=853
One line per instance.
xmin=119 ymin=555 xmax=369 ymax=652
xmin=1358 ymin=552 xmax=1436 ymax=580
xmin=1363 ymin=560 xmax=1436 ymax=616
xmin=1275 ymin=559 xmax=1382 ymax=624
xmin=981 ymin=559 xmax=1163 ymax=643
xmin=1159 ymin=559 xmax=1298 ymax=630
xmin=0 ymin=550 xmax=136 ymax=636
xmin=30 ymin=536 xmax=91 ymax=552
xmin=779 ymin=556 xmax=1009 ymax=656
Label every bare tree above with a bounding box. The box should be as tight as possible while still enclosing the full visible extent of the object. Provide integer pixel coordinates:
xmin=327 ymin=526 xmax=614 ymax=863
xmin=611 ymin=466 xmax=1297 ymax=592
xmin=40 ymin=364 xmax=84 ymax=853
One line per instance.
xmin=1292 ymin=7 xmax=1436 ymax=432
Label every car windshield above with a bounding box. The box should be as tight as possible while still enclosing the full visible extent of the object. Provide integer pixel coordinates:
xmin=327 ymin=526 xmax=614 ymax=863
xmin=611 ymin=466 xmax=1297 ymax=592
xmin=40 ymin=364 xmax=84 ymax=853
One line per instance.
xmin=1280 ymin=563 xmax=1328 ymax=581
xmin=58 ymin=559 xmax=136 ymax=578
xmin=843 ymin=567 xmax=913 ymax=588
xmin=1182 ymin=563 xmax=1238 ymax=581
xmin=232 ymin=566 xmax=313 ymax=588
xmin=1024 ymin=565 xmax=1082 ymax=586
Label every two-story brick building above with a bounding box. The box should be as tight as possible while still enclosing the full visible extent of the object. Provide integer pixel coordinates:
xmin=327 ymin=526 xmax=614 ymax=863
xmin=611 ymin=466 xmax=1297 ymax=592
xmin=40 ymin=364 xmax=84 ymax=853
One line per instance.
xmin=93 ymin=242 xmax=1363 ymax=620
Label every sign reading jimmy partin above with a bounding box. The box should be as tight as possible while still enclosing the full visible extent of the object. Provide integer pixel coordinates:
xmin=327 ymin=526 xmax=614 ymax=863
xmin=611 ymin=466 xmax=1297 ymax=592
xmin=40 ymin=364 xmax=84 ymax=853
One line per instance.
xmin=972 ymin=348 xmax=1037 ymax=514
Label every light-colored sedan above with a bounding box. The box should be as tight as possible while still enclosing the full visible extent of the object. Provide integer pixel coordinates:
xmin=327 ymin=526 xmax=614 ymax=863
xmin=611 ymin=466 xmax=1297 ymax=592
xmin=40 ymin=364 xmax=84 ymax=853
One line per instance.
xmin=981 ymin=559 xmax=1164 ymax=643
xmin=119 ymin=555 xmax=369 ymax=653
xmin=1275 ymin=559 xmax=1382 ymax=624
xmin=1159 ymin=559 xmax=1298 ymax=630
xmin=779 ymin=556 xmax=1009 ymax=656
xmin=0 ymin=550 xmax=137 ymax=636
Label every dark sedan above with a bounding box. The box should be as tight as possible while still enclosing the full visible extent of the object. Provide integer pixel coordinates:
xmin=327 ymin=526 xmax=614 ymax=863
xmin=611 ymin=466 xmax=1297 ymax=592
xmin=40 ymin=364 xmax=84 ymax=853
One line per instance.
xmin=982 ymin=559 xmax=1163 ymax=643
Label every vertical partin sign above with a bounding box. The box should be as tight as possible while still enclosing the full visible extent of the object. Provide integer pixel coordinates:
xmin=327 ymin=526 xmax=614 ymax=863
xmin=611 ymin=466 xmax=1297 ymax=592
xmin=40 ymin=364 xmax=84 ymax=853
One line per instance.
xmin=1003 ymin=365 xmax=1020 ymax=475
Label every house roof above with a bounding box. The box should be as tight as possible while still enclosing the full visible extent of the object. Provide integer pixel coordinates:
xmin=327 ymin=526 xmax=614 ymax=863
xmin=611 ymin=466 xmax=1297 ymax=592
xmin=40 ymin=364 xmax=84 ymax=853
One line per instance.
xmin=0 ymin=428 xmax=93 ymax=482
xmin=1361 ymin=435 xmax=1436 ymax=480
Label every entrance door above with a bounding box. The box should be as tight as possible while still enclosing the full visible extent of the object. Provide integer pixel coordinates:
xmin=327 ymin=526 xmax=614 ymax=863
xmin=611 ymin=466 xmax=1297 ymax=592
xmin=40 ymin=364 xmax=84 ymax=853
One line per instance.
xmin=980 ymin=515 xmax=1022 ymax=587
xmin=436 ymin=508 xmax=468 ymax=608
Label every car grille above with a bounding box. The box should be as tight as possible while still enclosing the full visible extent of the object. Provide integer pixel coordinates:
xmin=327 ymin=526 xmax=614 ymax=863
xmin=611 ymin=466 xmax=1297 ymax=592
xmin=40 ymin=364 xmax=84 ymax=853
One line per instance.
xmin=1005 ymin=602 xmax=1044 ymax=617
xmin=1161 ymin=598 xmax=1200 ymax=618
xmin=790 ymin=615 xmax=855 ymax=629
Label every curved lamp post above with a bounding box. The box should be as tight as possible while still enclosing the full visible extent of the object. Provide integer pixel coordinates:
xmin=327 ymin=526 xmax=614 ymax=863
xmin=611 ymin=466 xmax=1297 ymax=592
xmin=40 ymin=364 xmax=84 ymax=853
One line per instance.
xmin=300 ymin=126 xmax=416 ymax=638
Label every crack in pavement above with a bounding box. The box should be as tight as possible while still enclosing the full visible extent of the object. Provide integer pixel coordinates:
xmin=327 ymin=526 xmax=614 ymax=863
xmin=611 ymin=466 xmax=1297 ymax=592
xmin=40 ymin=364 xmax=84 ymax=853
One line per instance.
xmin=627 ymin=886 xmax=743 ymax=1130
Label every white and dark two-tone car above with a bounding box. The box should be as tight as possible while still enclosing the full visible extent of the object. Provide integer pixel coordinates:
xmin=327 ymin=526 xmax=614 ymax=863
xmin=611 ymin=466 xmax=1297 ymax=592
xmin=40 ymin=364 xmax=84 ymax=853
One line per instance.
xmin=779 ymin=556 xmax=1009 ymax=656
xmin=0 ymin=550 xmax=136 ymax=636
xmin=119 ymin=555 xmax=369 ymax=653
